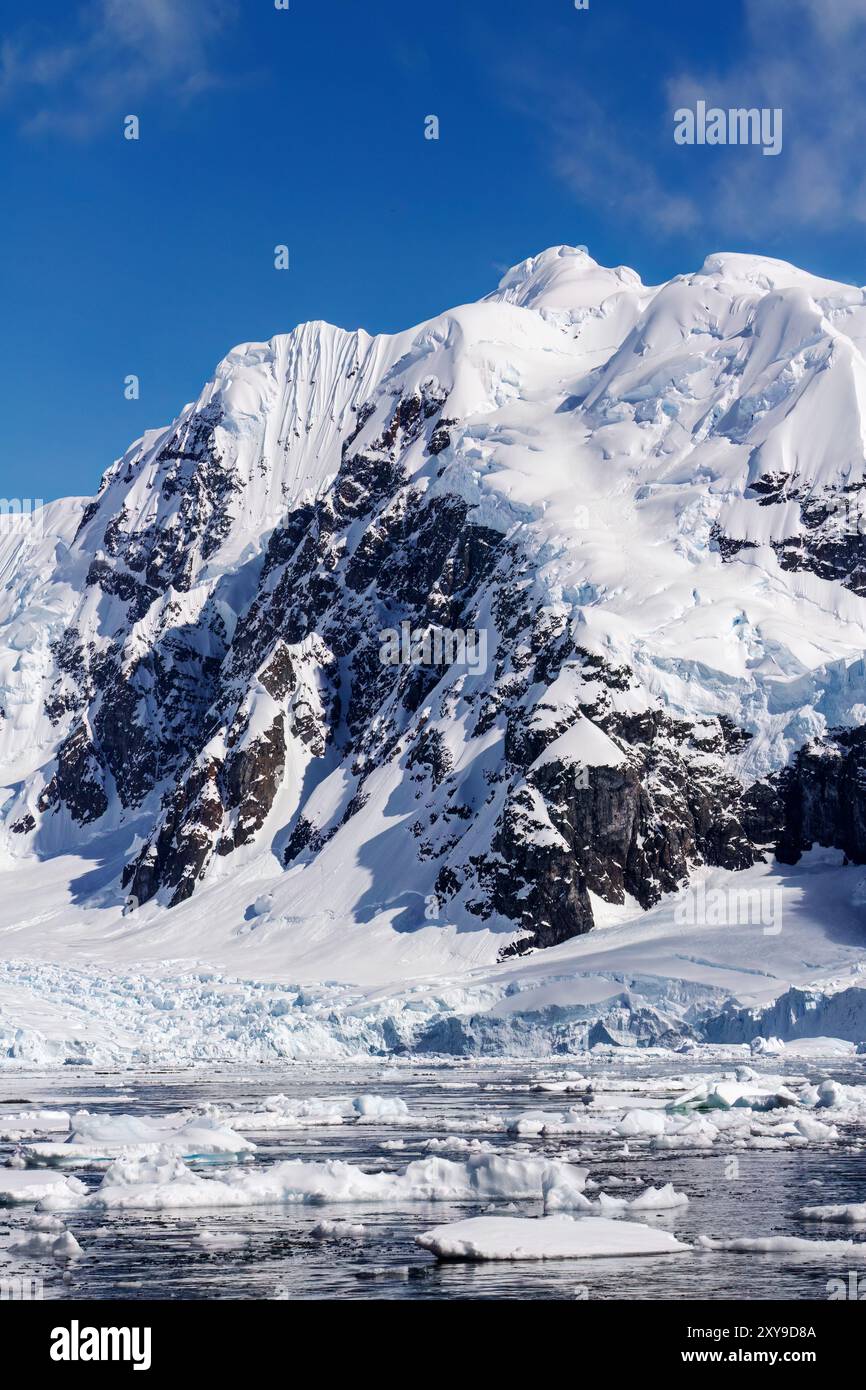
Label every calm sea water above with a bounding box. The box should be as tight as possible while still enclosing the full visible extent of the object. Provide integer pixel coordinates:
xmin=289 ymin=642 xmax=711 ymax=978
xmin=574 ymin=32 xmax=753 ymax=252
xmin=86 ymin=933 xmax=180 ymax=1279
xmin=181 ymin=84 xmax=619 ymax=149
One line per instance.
xmin=2 ymin=1057 xmax=864 ymax=1301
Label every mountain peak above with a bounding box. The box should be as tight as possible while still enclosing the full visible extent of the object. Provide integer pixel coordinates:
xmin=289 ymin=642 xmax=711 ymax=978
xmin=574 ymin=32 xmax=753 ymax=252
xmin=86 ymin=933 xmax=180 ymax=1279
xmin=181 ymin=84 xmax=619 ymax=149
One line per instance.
xmin=486 ymin=244 xmax=645 ymax=314
xmin=4 ymin=245 xmax=866 ymax=971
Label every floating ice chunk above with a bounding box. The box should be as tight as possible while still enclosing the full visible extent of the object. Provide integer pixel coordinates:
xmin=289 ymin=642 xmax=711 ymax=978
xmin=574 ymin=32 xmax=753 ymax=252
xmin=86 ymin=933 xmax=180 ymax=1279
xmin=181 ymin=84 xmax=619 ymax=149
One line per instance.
xmin=797 ymin=1203 xmax=866 ymax=1223
xmin=596 ymin=1192 xmax=628 ymax=1213
xmin=57 ymin=1148 xmax=590 ymax=1212
xmin=617 ymin=1109 xmax=666 ymax=1136
xmin=542 ymin=1169 xmax=593 ymax=1212
xmin=239 ymin=1093 xmax=409 ymax=1130
xmin=595 ymin=1182 xmax=689 ymax=1213
xmin=194 ymin=1230 xmax=251 ymax=1248
xmin=652 ymin=1114 xmax=719 ymax=1149
xmin=792 ymin=1115 xmax=837 ymax=1141
xmin=20 ymin=1111 xmax=255 ymax=1165
xmin=813 ymin=1078 xmax=866 ymax=1110
xmin=0 ymin=1169 xmax=87 ymax=1205
xmin=246 ymin=1096 xmax=349 ymax=1128
xmin=352 ymin=1095 xmax=409 ymax=1119
xmin=628 ymin=1183 xmax=690 ymax=1211
xmin=750 ymin=1037 xmax=785 ymax=1055
xmin=25 ymin=1213 xmax=65 ymax=1232
xmin=0 ymin=1111 xmax=71 ymax=1141
xmin=423 ymin=1137 xmax=491 ymax=1156
xmin=70 ymin=1111 xmax=253 ymax=1150
xmin=7 ymin=1227 xmax=83 ymax=1260
xmin=671 ymin=1079 xmax=799 ymax=1112
xmin=310 ymin=1219 xmax=366 ymax=1239
xmin=507 ymin=1110 xmax=560 ymax=1136
xmin=417 ymin=1215 xmax=691 ymax=1262
xmin=530 ymin=1079 xmax=589 ymax=1094
xmin=698 ymin=1234 xmax=866 ymax=1255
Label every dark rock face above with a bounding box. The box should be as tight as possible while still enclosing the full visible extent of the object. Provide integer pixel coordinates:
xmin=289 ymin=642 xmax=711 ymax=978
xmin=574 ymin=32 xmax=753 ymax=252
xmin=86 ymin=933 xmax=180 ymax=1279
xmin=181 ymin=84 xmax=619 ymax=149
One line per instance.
xmin=220 ymin=712 xmax=287 ymax=853
xmin=17 ymin=352 xmax=866 ymax=949
xmin=123 ymin=759 xmax=223 ymax=908
xmin=39 ymin=404 xmax=240 ymax=825
xmin=123 ymin=709 xmax=288 ymax=907
xmin=776 ymin=728 xmax=866 ymax=865
xmin=105 ymin=406 xmax=241 ymax=591
xmin=487 ymin=656 xmax=762 ymax=954
xmin=715 ymin=471 xmax=866 ymax=595
xmin=121 ymin=383 xmax=494 ymax=905
xmin=37 ymin=723 xmax=108 ymax=825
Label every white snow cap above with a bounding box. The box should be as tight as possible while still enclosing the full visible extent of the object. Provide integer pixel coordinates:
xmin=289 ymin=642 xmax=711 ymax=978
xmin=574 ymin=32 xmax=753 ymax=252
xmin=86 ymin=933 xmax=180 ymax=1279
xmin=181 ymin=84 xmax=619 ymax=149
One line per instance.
xmin=488 ymin=244 xmax=644 ymax=314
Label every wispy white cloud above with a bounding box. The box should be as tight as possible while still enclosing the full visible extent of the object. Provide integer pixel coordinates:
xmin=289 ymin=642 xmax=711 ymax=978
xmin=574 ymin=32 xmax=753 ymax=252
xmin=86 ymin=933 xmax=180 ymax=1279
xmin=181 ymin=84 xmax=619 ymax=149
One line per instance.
xmin=665 ymin=0 xmax=866 ymax=233
xmin=547 ymin=101 xmax=700 ymax=237
xmin=0 ymin=0 xmax=238 ymax=138
xmin=501 ymin=64 xmax=700 ymax=238
xmin=503 ymin=0 xmax=866 ymax=239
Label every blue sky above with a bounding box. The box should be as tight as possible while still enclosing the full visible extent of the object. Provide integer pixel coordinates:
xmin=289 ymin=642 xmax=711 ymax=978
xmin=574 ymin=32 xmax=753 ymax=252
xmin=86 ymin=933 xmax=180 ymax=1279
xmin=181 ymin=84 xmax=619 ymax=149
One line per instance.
xmin=3 ymin=0 xmax=866 ymax=501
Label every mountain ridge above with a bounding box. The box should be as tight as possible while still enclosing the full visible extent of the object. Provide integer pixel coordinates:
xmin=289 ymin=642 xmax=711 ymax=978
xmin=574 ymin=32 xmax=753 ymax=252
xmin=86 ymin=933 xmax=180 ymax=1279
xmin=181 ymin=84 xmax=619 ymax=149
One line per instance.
xmin=4 ymin=244 xmax=866 ymax=964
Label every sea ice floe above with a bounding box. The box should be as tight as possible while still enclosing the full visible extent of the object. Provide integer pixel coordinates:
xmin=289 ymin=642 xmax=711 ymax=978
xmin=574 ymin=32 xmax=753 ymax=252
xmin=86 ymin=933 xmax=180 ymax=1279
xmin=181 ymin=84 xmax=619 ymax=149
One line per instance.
xmin=617 ymin=1109 xmax=667 ymax=1136
xmin=233 ymin=1093 xmax=409 ymax=1130
xmin=310 ymin=1220 xmax=366 ymax=1239
xmin=18 ymin=1112 xmax=254 ymax=1165
xmin=423 ymin=1137 xmax=492 ymax=1156
xmin=507 ymin=1110 xmax=556 ymax=1136
xmin=797 ymin=1202 xmax=866 ymax=1223
xmin=37 ymin=1149 xmax=590 ymax=1213
xmin=697 ymin=1234 xmax=866 ymax=1255
xmin=353 ymin=1095 xmax=410 ymax=1119
xmin=670 ymin=1080 xmax=800 ymax=1112
xmin=416 ymin=1215 xmax=691 ymax=1262
xmin=7 ymin=1227 xmax=83 ymax=1260
xmin=541 ymin=1167 xmax=592 ymax=1212
xmin=0 ymin=1111 xmax=72 ymax=1141
xmin=609 ymin=1183 xmax=689 ymax=1213
xmin=193 ymin=1230 xmax=251 ymax=1248
xmin=749 ymin=1037 xmax=786 ymax=1054
xmin=0 ymin=1168 xmax=87 ymax=1205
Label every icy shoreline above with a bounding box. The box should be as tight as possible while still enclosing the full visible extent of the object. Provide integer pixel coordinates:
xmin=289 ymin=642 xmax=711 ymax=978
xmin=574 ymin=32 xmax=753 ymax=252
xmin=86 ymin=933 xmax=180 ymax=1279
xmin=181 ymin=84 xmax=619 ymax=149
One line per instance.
xmin=2 ymin=954 xmax=865 ymax=1070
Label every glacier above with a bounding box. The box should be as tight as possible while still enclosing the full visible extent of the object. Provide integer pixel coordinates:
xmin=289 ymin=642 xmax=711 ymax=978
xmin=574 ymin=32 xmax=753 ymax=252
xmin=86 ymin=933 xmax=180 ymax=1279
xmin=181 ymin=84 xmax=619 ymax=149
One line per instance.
xmin=2 ymin=244 xmax=866 ymax=1061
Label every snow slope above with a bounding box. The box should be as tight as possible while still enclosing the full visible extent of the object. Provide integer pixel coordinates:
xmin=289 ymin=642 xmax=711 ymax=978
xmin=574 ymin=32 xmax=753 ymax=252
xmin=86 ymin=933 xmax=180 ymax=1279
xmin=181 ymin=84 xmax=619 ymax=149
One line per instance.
xmin=1 ymin=849 xmax=865 ymax=1064
xmin=2 ymin=244 xmax=866 ymax=1060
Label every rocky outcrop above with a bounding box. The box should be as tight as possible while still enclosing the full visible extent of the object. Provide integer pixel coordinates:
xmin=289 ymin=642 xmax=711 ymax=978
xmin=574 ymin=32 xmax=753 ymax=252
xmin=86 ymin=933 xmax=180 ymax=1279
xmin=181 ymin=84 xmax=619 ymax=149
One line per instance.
xmin=715 ymin=471 xmax=866 ymax=596
xmin=37 ymin=721 xmax=109 ymax=825
xmin=776 ymin=728 xmax=866 ymax=865
xmin=7 ymin=246 xmax=866 ymax=956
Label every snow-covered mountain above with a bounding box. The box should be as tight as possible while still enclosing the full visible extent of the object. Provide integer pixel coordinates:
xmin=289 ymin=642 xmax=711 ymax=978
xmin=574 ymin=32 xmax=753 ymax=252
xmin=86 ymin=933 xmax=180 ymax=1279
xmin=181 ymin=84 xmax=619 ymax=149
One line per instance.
xmin=5 ymin=243 xmax=866 ymax=978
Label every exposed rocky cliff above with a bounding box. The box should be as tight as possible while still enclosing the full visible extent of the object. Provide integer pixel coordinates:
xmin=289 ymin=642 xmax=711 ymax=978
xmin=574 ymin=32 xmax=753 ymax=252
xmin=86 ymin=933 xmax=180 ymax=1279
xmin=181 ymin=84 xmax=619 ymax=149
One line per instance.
xmin=4 ymin=246 xmax=866 ymax=956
